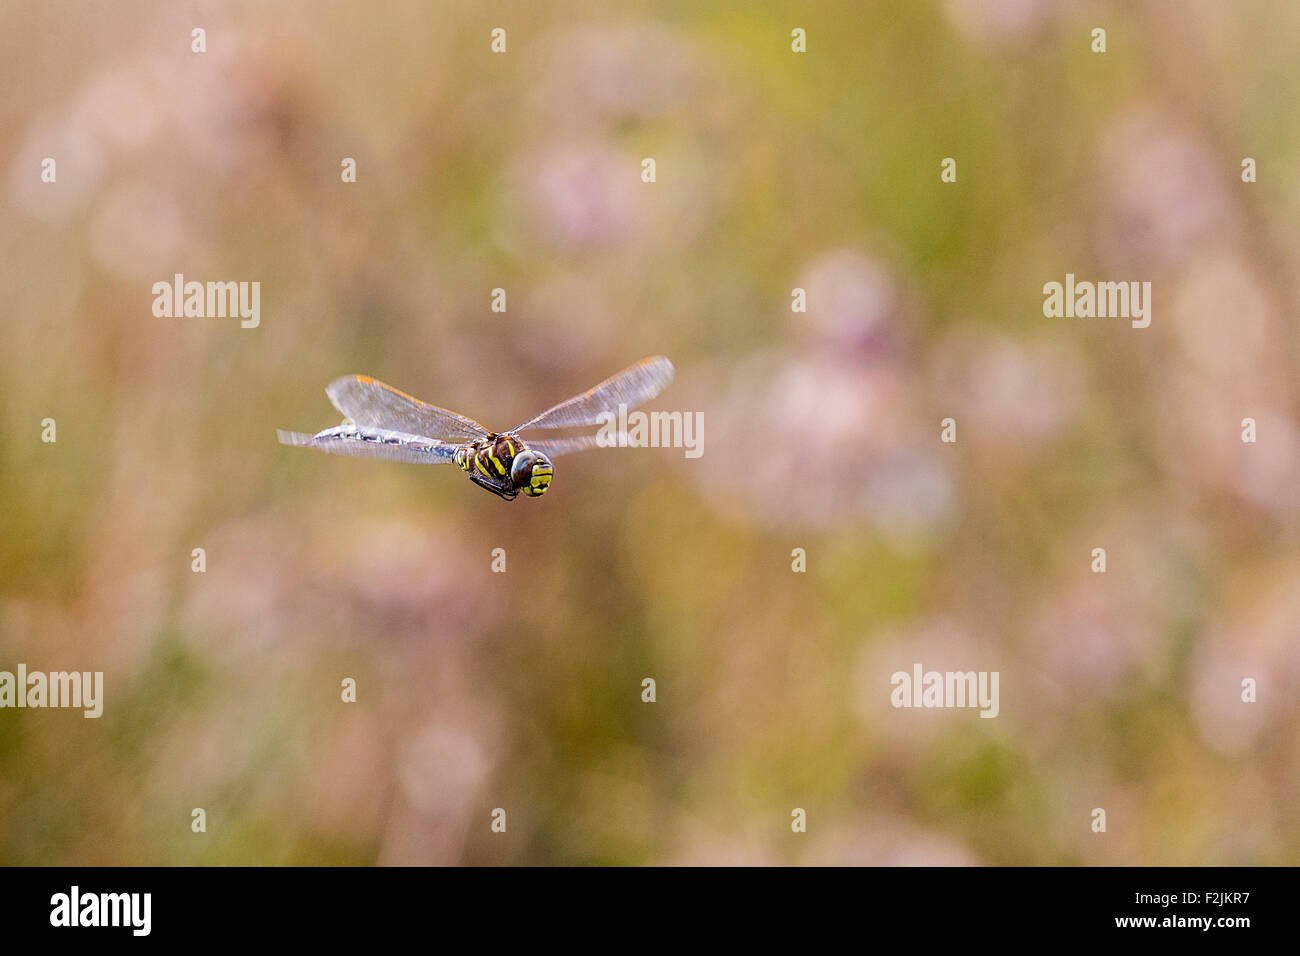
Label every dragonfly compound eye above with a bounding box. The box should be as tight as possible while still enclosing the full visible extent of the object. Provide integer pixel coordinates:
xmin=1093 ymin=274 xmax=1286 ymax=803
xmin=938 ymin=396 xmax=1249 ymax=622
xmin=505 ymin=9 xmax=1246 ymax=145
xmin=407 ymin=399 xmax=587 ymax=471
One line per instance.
xmin=510 ymin=451 xmax=538 ymax=485
xmin=510 ymin=450 xmax=551 ymax=496
xmin=511 ymin=451 xmax=553 ymax=497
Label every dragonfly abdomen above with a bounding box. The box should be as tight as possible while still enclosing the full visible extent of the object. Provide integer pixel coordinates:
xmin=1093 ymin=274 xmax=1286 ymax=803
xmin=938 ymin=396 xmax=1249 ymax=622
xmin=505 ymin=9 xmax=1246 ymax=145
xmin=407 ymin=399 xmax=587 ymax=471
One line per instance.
xmin=324 ymin=424 xmax=423 ymax=449
xmin=277 ymin=425 xmax=457 ymax=464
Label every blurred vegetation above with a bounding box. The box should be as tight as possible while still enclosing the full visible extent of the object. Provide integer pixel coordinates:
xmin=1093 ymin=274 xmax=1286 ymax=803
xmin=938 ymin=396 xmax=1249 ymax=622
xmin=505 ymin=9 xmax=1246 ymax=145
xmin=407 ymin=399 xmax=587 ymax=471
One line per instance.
xmin=2 ymin=0 xmax=1300 ymax=864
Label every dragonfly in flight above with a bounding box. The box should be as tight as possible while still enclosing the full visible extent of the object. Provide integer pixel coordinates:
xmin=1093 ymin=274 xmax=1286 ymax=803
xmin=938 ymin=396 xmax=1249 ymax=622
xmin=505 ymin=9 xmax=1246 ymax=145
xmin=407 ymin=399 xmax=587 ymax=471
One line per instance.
xmin=278 ymin=355 xmax=675 ymax=501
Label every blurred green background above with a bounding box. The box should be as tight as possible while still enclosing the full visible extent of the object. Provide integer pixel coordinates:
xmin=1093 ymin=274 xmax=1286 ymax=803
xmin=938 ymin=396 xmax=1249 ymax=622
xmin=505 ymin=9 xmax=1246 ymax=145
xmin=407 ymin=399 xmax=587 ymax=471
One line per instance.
xmin=3 ymin=0 xmax=1300 ymax=865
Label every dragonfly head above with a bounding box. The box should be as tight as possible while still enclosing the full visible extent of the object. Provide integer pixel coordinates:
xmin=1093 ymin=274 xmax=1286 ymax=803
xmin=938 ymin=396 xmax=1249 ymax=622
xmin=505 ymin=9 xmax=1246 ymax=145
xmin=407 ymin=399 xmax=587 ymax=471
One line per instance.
xmin=511 ymin=449 xmax=553 ymax=498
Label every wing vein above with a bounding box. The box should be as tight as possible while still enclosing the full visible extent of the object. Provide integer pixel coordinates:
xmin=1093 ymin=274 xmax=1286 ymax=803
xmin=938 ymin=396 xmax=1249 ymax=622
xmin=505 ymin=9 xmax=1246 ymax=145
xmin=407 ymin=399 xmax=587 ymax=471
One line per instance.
xmin=511 ymin=356 xmax=675 ymax=433
xmin=326 ymin=375 xmax=490 ymax=441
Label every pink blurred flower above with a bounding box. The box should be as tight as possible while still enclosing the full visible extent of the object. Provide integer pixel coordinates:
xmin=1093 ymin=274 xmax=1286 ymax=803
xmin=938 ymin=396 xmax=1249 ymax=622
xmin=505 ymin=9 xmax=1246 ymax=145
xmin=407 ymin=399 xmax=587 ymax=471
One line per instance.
xmin=796 ymin=249 xmax=901 ymax=355
xmin=1191 ymin=575 xmax=1300 ymax=755
xmin=514 ymin=143 xmax=643 ymax=247
xmin=1096 ymin=109 xmax=1237 ymax=270
xmin=927 ymin=328 xmax=1085 ymax=448
xmin=538 ymin=24 xmax=698 ymax=124
xmin=944 ymin=0 xmax=1051 ymax=47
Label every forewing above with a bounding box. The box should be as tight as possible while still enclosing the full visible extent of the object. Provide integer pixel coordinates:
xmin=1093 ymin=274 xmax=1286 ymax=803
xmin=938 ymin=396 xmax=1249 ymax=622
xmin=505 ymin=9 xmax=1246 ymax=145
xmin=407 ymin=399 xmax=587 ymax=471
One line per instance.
xmin=278 ymin=427 xmax=460 ymax=465
xmin=326 ymin=375 xmax=489 ymax=442
xmin=511 ymin=356 xmax=675 ymax=432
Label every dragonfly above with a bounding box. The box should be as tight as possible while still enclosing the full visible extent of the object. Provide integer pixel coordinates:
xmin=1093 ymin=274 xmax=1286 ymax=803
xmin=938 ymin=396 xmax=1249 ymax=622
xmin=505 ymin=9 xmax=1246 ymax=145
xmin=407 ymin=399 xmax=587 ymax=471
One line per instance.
xmin=277 ymin=355 xmax=675 ymax=501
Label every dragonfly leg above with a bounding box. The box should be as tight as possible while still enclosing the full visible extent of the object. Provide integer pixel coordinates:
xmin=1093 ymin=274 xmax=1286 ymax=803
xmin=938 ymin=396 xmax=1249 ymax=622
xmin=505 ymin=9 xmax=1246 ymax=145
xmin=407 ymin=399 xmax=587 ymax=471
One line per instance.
xmin=469 ymin=470 xmax=518 ymax=501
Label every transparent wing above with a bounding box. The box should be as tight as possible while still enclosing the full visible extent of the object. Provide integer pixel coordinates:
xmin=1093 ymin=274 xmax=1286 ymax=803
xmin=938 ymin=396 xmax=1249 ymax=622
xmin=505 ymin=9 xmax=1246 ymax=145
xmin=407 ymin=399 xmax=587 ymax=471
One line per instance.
xmin=278 ymin=427 xmax=460 ymax=465
xmin=326 ymin=375 xmax=490 ymax=442
xmin=510 ymin=356 xmax=675 ymax=432
xmin=526 ymin=433 xmax=634 ymax=458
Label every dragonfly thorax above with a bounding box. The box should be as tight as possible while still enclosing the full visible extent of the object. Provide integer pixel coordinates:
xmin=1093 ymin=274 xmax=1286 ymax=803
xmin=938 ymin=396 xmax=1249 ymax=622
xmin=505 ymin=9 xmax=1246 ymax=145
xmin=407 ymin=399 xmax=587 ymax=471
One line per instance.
xmin=454 ymin=434 xmax=553 ymax=500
